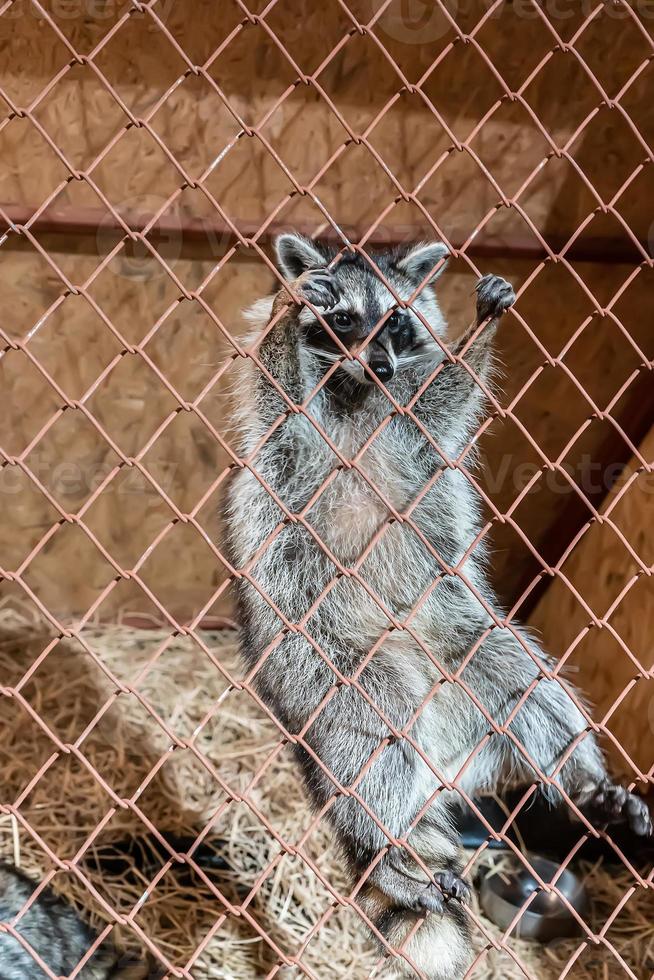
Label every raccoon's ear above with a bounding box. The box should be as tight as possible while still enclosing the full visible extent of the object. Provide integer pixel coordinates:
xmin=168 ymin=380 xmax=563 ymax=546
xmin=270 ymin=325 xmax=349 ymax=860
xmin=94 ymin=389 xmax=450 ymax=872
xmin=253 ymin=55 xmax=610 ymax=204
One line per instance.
xmin=275 ymin=233 xmax=327 ymax=281
xmin=396 ymin=241 xmax=449 ymax=285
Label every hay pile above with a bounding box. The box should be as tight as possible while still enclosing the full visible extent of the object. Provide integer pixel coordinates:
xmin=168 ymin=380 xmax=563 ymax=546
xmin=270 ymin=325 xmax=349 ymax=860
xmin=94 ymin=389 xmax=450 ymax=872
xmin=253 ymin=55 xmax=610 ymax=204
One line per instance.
xmin=0 ymin=603 xmax=651 ymax=979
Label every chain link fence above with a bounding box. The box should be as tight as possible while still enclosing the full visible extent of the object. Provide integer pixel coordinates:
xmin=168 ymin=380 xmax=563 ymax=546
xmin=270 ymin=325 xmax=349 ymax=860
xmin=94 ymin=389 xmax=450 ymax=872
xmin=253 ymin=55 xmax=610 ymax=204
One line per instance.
xmin=0 ymin=0 xmax=653 ymax=977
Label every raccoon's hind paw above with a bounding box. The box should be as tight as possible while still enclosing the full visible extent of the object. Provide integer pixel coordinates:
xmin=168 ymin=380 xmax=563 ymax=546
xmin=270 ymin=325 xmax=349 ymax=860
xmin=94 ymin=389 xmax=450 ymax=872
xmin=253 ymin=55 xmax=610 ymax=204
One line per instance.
xmin=434 ymin=869 xmax=472 ymax=904
xmin=409 ymin=872 xmax=472 ymax=915
xmin=373 ymin=858 xmax=472 ymax=915
xmin=475 ymin=274 xmax=515 ymax=324
xmin=295 ymin=268 xmax=341 ymax=313
xmin=582 ymin=780 xmax=653 ymax=836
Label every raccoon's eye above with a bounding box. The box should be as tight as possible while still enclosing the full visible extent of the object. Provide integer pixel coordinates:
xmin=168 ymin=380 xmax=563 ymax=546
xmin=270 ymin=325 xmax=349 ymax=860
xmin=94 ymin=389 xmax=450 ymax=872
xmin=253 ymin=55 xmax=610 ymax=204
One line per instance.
xmin=388 ymin=310 xmax=402 ymax=332
xmin=332 ymin=311 xmax=353 ymax=331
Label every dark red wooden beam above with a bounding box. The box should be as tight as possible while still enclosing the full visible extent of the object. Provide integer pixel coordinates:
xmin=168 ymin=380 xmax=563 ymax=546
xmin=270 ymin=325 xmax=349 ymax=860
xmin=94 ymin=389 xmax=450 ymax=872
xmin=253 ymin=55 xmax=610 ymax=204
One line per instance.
xmin=1 ymin=202 xmax=649 ymax=265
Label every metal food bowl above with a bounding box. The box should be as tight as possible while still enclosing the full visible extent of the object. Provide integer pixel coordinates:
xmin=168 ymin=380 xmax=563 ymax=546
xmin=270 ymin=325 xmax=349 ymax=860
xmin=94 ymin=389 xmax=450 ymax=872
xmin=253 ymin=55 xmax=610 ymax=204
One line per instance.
xmin=479 ymin=855 xmax=589 ymax=941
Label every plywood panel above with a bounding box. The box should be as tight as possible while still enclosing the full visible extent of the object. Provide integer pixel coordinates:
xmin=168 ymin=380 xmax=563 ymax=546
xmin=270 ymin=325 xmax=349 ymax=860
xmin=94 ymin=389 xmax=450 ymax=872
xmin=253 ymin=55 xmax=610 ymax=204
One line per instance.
xmin=529 ymin=425 xmax=654 ymax=778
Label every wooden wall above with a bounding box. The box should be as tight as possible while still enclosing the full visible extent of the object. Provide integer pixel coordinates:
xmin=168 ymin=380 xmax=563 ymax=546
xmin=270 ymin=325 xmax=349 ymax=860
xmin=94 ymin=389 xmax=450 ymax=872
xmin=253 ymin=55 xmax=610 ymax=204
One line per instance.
xmin=1 ymin=1 xmax=653 ymax=632
xmin=529 ymin=424 xmax=654 ymax=779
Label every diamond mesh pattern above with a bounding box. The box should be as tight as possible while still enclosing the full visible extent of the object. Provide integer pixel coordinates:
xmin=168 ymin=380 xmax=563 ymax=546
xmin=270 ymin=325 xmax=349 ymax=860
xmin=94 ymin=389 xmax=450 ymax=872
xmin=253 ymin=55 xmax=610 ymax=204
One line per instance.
xmin=0 ymin=1 xmax=652 ymax=977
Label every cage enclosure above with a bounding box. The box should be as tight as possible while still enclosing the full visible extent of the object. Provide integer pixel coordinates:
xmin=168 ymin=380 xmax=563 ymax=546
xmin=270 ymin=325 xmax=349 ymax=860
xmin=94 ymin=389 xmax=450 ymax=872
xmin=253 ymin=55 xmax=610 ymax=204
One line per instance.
xmin=0 ymin=1 xmax=653 ymax=978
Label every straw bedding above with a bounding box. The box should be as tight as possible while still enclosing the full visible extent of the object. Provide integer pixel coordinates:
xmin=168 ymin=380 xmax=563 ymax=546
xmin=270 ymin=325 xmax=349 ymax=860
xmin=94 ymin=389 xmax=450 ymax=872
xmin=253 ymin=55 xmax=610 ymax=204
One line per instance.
xmin=0 ymin=603 xmax=651 ymax=979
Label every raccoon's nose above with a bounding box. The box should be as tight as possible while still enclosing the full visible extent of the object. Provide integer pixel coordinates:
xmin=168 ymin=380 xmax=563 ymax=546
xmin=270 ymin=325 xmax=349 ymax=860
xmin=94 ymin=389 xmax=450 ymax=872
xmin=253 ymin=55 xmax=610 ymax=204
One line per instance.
xmin=369 ymin=359 xmax=394 ymax=382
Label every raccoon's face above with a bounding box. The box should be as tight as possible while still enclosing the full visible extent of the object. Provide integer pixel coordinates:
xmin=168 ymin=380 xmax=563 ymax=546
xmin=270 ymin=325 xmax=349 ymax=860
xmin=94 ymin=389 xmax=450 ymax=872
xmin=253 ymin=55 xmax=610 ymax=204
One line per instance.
xmin=275 ymin=234 xmax=449 ymax=385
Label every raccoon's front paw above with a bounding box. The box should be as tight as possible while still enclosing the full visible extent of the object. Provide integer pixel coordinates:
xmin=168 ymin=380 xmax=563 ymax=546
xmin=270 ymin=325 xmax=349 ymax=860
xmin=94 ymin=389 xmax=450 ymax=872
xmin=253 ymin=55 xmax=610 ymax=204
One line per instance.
xmin=295 ymin=268 xmax=340 ymax=313
xmin=475 ymin=274 xmax=515 ymax=324
xmin=581 ymin=779 xmax=652 ymax=836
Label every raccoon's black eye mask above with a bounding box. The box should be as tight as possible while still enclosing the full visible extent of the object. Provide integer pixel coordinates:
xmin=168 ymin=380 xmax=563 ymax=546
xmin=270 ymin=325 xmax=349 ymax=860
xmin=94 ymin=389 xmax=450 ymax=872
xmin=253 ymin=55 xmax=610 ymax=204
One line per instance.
xmin=385 ymin=310 xmax=415 ymax=352
xmin=306 ymin=306 xmax=417 ymax=360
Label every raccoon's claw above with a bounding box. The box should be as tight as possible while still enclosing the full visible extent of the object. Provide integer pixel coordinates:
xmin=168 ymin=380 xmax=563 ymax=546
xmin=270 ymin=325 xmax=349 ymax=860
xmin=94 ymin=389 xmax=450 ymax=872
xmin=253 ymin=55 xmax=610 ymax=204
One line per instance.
xmin=475 ymin=274 xmax=515 ymax=324
xmin=412 ymin=871 xmax=471 ymax=914
xmin=434 ymin=870 xmax=472 ymax=904
xmin=411 ymin=882 xmax=445 ymax=914
xmin=582 ymin=780 xmax=653 ymax=836
xmin=295 ymin=268 xmax=340 ymax=312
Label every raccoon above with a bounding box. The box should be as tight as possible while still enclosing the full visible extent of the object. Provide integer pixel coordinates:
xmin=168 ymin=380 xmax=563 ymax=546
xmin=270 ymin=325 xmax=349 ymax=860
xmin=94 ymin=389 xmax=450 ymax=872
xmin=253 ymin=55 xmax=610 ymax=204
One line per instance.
xmin=225 ymin=234 xmax=652 ymax=978
xmin=0 ymin=864 xmax=148 ymax=979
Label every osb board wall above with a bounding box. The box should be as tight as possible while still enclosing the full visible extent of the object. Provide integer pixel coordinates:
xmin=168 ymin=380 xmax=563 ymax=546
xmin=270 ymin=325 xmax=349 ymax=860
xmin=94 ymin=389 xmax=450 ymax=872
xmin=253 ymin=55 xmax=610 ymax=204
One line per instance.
xmin=528 ymin=424 xmax=654 ymax=780
xmin=1 ymin=0 xmax=652 ymax=240
xmin=1 ymin=0 xmax=653 ymax=621
xmin=2 ymin=243 xmax=652 ymax=624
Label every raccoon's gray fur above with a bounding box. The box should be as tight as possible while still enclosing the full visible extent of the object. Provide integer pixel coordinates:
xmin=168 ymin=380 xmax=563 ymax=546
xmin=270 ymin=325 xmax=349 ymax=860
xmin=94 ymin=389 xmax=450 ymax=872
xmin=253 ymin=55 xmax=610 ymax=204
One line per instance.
xmin=226 ymin=234 xmax=652 ymax=978
xmin=0 ymin=864 xmax=147 ymax=979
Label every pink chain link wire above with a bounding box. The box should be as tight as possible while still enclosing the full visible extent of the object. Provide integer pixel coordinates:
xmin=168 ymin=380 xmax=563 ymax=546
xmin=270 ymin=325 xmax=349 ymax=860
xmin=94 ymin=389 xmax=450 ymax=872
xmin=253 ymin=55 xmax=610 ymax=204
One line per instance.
xmin=0 ymin=0 xmax=652 ymax=976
